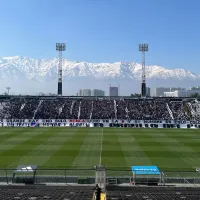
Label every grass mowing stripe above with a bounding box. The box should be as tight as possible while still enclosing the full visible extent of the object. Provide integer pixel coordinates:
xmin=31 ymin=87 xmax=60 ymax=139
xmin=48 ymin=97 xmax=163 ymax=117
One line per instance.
xmin=0 ymin=128 xmax=30 ymax=145
xmin=71 ymin=128 xmax=101 ymax=168
xmin=38 ymin=128 xmax=79 ymax=167
xmin=143 ymin=129 xmax=198 ymax=170
xmin=6 ymin=128 xmax=72 ymax=168
xmin=0 ymin=127 xmax=200 ymax=171
xmin=117 ymin=128 xmax=153 ymax=168
xmin=1 ymin=128 xmax=54 ymax=168
xmin=43 ymin=128 xmax=89 ymax=168
xmin=0 ymin=130 xmax=44 ymax=157
xmin=144 ymin=134 xmax=191 ymax=170
xmin=101 ymin=128 xmax=127 ymax=169
xmin=2 ymin=149 xmax=200 ymax=158
xmin=0 ymin=129 xmax=24 ymax=136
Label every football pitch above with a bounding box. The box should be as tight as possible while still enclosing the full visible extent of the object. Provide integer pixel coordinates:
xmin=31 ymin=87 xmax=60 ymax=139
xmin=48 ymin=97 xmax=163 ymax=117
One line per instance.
xmin=0 ymin=127 xmax=200 ymax=171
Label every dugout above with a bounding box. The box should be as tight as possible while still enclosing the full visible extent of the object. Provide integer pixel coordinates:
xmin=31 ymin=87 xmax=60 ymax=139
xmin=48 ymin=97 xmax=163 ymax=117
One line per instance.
xmin=132 ymin=166 xmax=161 ymax=185
xmin=12 ymin=165 xmax=38 ymax=184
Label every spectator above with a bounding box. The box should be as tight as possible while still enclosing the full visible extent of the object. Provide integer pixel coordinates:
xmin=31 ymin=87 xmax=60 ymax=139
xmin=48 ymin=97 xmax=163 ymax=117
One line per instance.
xmin=0 ymin=97 xmax=192 ymax=120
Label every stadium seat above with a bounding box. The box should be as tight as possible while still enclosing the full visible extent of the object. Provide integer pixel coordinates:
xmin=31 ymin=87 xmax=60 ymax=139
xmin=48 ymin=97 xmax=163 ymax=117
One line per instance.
xmin=0 ymin=185 xmax=94 ymax=200
xmin=106 ymin=186 xmax=200 ymax=200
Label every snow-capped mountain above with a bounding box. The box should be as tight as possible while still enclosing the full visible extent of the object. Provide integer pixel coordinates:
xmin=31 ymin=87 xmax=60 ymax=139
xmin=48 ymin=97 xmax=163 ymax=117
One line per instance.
xmin=0 ymin=56 xmax=199 ymax=95
xmin=0 ymin=56 xmax=199 ymax=80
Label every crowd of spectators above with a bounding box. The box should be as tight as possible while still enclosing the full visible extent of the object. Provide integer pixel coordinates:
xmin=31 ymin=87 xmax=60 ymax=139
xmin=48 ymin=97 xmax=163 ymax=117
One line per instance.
xmin=0 ymin=99 xmax=39 ymax=119
xmin=168 ymin=101 xmax=190 ymax=120
xmin=0 ymin=97 xmax=195 ymax=120
xmin=35 ymin=99 xmax=64 ymax=119
xmin=79 ymin=100 xmax=92 ymax=119
xmin=116 ymin=100 xmax=171 ymax=120
xmin=58 ymin=100 xmax=74 ymax=119
xmin=92 ymin=100 xmax=116 ymax=119
xmin=186 ymin=100 xmax=200 ymax=120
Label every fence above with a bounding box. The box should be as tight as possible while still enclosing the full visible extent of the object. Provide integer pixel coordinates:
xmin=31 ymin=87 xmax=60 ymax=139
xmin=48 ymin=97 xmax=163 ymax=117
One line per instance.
xmin=163 ymin=171 xmax=200 ymax=185
xmin=0 ymin=168 xmax=96 ymax=184
xmin=0 ymin=168 xmax=200 ymax=186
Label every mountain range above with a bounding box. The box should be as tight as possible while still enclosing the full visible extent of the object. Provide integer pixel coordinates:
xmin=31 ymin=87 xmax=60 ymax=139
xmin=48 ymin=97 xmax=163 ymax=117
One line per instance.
xmin=0 ymin=56 xmax=199 ymax=95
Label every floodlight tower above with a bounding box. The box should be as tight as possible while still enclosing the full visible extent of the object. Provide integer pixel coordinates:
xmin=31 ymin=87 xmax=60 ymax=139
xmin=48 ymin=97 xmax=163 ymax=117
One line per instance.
xmin=139 ymin=44 xmax=148 ymax=98
xmin=6 ymin=87 xmax=10 ymax=95
xmin=56 ymin=43 xmax=66 ymax=96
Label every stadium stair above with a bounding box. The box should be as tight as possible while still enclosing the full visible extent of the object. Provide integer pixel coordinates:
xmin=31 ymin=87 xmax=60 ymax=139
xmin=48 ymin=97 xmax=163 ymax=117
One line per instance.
xmin=58 ymin=103 xmax=65 ymax=115
xmin=194 ymin=100 xmax=200 ymax=117
xmin=0 ymin=103 xmax=4 ymax=117
xmin=20 ymin=103 xmax=25 ymax=111
xmin=187 ymin=102 xmax=195 ymax=118
xmin=125 ymin=107 xmax=129 ymax=118
xmin=33 ymin=100 xmax=43 ymax=119
xmin=184 ymin=102 xmax=193 ymax=120
xmin=166 ymin=103 xmax=174 ymax=119
xmin=90 ymin=101 xmax=93 ymax=119
xmin=70 ymin=101 xmax=75 ymax=115
xmin=78 ymin=101 xmax=81 ymax=119
xmin=114 ymin=100 xmax=117 ymax=119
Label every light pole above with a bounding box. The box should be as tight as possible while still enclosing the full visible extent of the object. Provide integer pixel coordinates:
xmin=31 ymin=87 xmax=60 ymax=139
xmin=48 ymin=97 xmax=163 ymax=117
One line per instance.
xmin=108 ymin=84 xmax=111 ymax=100
xmin=56 ymin=43 xmax=66 ymax=96
xmin=139 ymin=44 xmax=149 ymax=98
xmin=109 ymin=84 xmax=111 ymax=96
xmin=6 ymin=87 xmax=10 ymax=95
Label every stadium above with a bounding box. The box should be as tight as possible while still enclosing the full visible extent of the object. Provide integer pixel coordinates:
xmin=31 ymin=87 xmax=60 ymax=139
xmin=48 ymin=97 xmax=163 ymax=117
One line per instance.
xmin=1 ymin=95 xmax=200 ymax=199
xmin=1 ymin=2 xmax=200 ymax=198
xmin=1 ymin=45 xmax=200 ymax=199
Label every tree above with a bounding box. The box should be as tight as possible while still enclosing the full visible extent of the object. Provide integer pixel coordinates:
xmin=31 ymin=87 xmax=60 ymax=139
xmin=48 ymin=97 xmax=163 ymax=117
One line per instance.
xmin=190 ymin=93 xmax=200 ymax=98
xmin=130 ymin=93 xmax=141 ymax=97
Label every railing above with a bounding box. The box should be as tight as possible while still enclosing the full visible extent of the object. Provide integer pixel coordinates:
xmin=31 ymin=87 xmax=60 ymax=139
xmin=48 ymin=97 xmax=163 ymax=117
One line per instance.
xmin=187 ymin=102 xmax=195 ymax=117
xmin=163 ymin=171 xmax=200 ymax=186
xmin=78 ymin=101 xmax=81 ymax=119
xmin=90 ymin=101 xmax=93 ymax=120
xmin=0 ymin=169 xmax=200 ymax=186
xmin=114 ymin=100 xmax=117 ymax=119
xmin=166 ymin=102 xmax=174 ymax=120
xmin=33 ymin=100 xmax=43 ymax=119
xmin=0 ymin=168 xmax=96 ymax=184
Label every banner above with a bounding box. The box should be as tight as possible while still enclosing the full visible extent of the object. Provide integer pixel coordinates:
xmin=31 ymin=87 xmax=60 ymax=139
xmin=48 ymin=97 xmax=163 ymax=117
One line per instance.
xmin=1 ymin=119 xmax=200 ymax=127
xmin=132 ymin=166 xmax=161 ymax=175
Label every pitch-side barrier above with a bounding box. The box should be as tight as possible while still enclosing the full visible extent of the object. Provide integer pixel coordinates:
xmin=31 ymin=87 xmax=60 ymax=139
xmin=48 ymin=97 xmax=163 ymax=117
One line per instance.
xmin=0 ymin=168 xmax=200 ymax=187
xmin=1 ymin=118 xmax=200 ymax=129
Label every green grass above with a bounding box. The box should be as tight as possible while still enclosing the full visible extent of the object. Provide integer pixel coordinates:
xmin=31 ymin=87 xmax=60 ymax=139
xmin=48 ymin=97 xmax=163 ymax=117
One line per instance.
xmin=0 ymin=127 xmax=200 ymax=172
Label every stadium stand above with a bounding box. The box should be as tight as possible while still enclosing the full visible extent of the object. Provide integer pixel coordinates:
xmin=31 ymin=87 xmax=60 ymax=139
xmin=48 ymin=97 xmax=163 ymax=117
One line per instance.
xmin=187 ymin=99 xmax=200 ymax=120
xmin=168 ymin=101 xmax=190 ymax=120
xmin=0 ymin=185 xmax=94 ymax=200
xmin=116 ymin=99 xmax=172 ymax=120
xmin=1 ymin=96 xmax=200 ymax=198
xmin=106 ymin=185 xmax=200 ymax=200
xmin=1 ymin=184 xmax=200 ymax=200
xmin=92 ymin=100 xmax=115 ymax=119
xmin=0 ymin=96 xmax=195 ymax=120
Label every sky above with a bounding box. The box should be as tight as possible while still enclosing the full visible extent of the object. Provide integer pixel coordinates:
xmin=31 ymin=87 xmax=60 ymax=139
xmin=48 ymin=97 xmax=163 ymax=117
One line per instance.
xmin=0 ymin=0 xmax=200 ymax=72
